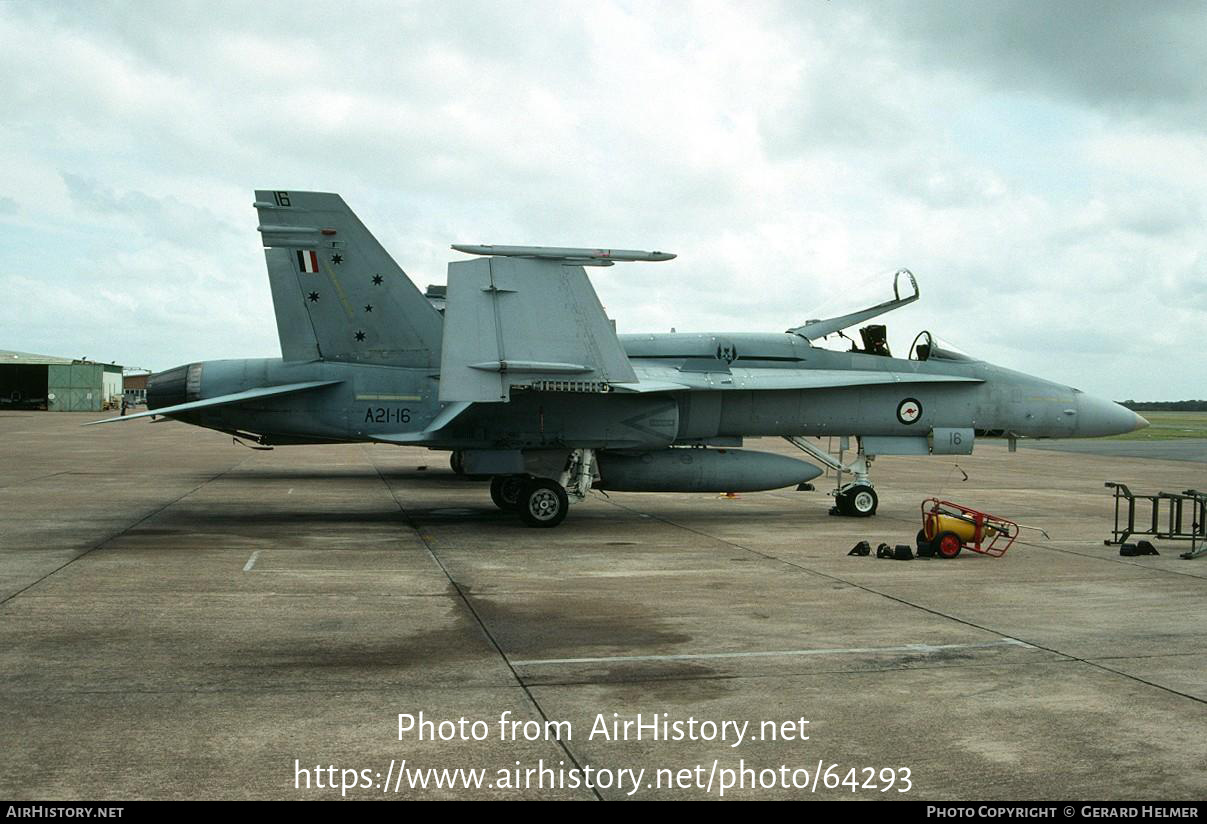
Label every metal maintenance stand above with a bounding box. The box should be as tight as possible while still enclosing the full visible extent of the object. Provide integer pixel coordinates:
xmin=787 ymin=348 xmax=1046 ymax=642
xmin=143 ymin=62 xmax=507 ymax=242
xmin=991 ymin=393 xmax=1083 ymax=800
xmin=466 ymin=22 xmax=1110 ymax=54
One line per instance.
xmin=1104 ymin=483 xmax=1207 ymax=559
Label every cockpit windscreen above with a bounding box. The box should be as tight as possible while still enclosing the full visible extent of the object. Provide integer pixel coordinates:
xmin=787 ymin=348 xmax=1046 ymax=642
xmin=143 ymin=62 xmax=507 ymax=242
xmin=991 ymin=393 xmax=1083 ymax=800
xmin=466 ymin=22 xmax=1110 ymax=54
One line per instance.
xmin=909 ymin=331 xmax=979 ymax=362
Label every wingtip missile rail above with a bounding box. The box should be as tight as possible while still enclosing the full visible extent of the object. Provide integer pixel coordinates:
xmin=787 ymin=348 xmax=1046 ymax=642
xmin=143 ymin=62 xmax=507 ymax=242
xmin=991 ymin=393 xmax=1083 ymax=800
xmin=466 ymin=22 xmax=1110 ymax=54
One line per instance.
xmin=450 ymin=244 xmax=676 ymax=264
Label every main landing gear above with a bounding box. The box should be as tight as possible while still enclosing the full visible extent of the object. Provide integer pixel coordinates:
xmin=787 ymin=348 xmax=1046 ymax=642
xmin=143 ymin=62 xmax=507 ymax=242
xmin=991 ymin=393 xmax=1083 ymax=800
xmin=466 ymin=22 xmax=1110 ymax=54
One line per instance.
xmin=488 ymin=449 xmax=596 ymax=528
xmin=490 ymin=475 xmax=570 ymax=527
xmin=784 ymin=435 xmax=879 ymax=517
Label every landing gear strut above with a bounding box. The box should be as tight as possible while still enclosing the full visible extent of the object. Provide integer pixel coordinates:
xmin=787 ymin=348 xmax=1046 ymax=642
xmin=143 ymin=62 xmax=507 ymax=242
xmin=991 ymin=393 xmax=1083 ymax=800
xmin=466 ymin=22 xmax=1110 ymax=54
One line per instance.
xmin=785 ymin=435 xmax=879 ymax=517
xmin=559 ymin=448 xmax=596 ymax=503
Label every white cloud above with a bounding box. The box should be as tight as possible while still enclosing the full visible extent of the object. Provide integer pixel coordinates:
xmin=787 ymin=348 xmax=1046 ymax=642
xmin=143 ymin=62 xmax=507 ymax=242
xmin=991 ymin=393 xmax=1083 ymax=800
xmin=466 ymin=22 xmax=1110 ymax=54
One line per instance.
xmin=0 ymin=0 xmax=1203 ymax=399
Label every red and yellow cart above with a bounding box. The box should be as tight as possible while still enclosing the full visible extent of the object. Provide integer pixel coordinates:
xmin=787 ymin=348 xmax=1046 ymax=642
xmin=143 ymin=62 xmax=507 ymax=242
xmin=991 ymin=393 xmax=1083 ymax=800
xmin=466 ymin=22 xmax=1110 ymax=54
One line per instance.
xmin=919 ymin=498 xmax=1020 ymax=559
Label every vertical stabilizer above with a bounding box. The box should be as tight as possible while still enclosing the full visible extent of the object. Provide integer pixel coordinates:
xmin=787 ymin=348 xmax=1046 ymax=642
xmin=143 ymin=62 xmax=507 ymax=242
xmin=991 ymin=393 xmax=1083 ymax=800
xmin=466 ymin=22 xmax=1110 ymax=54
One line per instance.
xmin=254 ymin=190 xmax=443 ymax=366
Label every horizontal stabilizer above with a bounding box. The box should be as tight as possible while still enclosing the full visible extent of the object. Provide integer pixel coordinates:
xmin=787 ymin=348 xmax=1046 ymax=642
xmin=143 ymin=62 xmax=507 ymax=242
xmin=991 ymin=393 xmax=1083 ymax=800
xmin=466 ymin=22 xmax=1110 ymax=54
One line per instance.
xmin=83 ymin=380 xmax=343 ymax=426
xmin=370 ymin=432 xmax=431 ymax=444
xmin=439 ymin=256 xmax=638 ymax=402
xmin=370 ymin=401 xmax=473 ymax=444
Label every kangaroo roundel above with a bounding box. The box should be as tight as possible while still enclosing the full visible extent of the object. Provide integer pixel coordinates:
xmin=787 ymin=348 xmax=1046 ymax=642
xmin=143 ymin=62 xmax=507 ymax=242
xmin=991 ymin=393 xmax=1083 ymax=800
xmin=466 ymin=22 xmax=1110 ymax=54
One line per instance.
xmin=897 ymin=397 xmax=922 ymax=425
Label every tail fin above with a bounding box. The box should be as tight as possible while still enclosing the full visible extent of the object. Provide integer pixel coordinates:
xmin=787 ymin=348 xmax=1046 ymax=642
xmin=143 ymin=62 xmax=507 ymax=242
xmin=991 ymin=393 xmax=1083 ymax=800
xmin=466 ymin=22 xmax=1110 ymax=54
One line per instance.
xmin=254 ymin=190 xmax=443 ymax=367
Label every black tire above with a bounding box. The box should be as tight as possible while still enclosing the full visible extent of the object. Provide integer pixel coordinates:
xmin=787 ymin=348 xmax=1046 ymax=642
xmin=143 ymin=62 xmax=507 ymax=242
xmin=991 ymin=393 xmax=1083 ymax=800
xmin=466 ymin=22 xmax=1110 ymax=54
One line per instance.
xmin=489 ymin=475 xmax=525 ymax=511
xmin=844 ymin=484 xmax=878 ymax=517
xmin=450 ymin=451 xmax=465 ymax=475
xmin=935 ymin=531 xmax=963 ymax=559
xmin=518 ymin=478 xmax=569 ymax=528
xmin=915 ymin=528 xmax=935 ymax=557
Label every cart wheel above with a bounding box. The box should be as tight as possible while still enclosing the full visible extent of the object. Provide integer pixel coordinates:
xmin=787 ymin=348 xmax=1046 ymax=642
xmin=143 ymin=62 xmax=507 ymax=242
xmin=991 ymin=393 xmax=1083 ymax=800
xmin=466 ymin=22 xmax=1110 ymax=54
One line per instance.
xmin=912 ymin=528 xmax=931 ymax=559
xmin=935 ymin=531 xmax=962 ymax=559
xmin=450 ymin=451 xmax=465 ymax=475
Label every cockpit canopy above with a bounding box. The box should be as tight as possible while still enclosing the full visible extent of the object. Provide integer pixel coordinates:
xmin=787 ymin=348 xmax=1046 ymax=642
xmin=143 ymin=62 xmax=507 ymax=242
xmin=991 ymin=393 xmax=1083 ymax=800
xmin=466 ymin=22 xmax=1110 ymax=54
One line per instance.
xmin=788 ymin=270 xmax=983 ymax=363
xmin=909 ymin=330 xmax=979 ymax=362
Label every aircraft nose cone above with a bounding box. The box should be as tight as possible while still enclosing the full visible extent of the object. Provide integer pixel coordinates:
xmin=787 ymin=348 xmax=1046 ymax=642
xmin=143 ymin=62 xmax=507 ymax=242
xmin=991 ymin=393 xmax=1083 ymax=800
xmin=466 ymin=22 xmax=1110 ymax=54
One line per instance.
xmin=1076 ymin=394 xmax=1148 ymax=437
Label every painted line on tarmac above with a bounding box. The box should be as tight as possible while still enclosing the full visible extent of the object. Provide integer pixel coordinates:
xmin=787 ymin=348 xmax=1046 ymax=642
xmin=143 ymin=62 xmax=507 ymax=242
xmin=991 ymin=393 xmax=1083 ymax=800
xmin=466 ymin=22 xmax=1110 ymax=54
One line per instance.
xmin=512 ymin=638 xmax=1033 ymax=667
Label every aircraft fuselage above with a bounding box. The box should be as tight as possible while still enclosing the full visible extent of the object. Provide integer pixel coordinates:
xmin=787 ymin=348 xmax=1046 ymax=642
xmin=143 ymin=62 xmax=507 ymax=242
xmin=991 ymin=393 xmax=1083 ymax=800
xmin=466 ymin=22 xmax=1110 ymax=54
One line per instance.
xmin=147 ymin=332 xmax=1143 ymax=448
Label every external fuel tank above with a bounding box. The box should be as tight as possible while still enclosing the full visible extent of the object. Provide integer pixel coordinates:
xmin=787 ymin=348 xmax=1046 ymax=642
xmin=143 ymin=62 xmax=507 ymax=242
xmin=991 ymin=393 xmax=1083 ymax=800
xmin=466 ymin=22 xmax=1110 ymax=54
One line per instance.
xmin=596 ymin=448 xmax=822 ymax=492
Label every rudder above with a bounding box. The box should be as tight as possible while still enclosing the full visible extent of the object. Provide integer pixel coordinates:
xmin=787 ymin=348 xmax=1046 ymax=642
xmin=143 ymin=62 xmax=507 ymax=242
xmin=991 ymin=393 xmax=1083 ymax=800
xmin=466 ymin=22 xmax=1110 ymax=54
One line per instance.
xmin=254 ymin=190 xmax=443 ymax=366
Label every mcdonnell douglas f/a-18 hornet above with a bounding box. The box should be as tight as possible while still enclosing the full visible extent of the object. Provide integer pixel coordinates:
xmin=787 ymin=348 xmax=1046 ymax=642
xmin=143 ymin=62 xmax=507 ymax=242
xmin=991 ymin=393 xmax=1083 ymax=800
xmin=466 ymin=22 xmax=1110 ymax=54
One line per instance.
xmin=89 ymin=190 xmax=1148 ymax=527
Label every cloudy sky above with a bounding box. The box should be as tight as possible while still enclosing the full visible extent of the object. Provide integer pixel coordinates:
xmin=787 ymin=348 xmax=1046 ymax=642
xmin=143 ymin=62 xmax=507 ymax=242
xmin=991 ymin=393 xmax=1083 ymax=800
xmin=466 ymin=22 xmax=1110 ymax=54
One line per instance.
xmin=1 ymin=1 xmax=1203 ymax=399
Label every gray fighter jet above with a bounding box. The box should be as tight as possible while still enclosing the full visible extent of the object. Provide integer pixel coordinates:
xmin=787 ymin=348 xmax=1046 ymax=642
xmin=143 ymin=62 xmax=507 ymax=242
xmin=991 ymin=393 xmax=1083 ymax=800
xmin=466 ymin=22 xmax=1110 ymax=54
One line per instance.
xmin=88 ymin=190 xmax=1148 ymax=527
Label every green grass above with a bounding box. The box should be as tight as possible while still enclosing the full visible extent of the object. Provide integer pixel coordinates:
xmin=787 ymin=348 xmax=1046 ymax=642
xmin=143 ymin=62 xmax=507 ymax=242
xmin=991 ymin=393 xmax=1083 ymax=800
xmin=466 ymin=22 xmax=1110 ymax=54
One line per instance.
xmin=1106 ymin=411 xmax=1207 ymax=441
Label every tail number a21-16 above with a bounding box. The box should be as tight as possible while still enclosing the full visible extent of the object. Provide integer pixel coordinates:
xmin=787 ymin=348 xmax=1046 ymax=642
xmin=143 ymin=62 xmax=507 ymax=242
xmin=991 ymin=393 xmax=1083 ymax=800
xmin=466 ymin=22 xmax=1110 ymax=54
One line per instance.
xmin=365 ymin=407 xmax=411 ymax=424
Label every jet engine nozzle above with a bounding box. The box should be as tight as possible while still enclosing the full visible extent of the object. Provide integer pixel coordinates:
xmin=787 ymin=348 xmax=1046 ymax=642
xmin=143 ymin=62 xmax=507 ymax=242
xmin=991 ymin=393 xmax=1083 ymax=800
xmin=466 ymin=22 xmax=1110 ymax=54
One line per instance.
xmin=146 ymin=363 xmax=201 ymax=410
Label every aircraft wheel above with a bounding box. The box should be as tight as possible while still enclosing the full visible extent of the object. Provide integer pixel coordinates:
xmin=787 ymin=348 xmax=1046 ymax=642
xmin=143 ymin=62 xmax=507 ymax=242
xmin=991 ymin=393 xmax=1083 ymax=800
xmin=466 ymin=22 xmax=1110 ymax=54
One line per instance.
xmin=935 ymin=531 xmax=963 ymax=559
xmin=490 ymin=475 xmax=525 ymax=511
xmin=519 ymin=478 xmax=569 ymax=528
xmin=450 ymin=451 xmax=465 ymax=475
xmin=843 ymin=484 xmax=878 ymax=517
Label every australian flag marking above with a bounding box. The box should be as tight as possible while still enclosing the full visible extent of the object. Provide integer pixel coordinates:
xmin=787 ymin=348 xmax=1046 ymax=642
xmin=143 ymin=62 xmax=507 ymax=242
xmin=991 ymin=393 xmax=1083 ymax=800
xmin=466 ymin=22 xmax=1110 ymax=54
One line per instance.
xmin=296 ymin=250 xmax=320 ymax=273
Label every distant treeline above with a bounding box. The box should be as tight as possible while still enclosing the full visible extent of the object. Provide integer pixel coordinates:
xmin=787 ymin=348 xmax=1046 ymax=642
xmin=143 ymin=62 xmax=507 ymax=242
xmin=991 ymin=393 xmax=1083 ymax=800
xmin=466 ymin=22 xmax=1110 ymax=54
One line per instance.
xmin=1119 ymin=400 xmax=1207 ymax=411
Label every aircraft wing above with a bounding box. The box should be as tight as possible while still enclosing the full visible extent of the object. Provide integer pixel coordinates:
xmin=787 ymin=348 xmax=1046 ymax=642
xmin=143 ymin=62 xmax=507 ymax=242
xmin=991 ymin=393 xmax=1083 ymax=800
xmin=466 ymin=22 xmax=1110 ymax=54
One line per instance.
xmin=612 ymin=365 xmax=982 ymax=392
xmin=438 ymin=255 xmax=639 ymax=402
xmin=83 ymin=381 xmax=343 ymax=425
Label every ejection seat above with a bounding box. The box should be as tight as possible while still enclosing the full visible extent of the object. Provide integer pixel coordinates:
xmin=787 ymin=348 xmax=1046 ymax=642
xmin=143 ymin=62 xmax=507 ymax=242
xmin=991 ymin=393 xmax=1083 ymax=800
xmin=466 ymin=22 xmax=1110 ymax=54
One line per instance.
xmin=858 ymin=324 xmax=891 ymax=356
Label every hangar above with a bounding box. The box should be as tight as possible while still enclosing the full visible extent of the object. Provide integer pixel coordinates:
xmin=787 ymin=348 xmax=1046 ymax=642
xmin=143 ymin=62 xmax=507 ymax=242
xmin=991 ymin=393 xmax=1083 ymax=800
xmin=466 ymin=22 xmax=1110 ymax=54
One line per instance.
xmin=123 ymin=368 xmax=150 ymax=406
xmin=0 ymin=349 xmax=123 ymax=411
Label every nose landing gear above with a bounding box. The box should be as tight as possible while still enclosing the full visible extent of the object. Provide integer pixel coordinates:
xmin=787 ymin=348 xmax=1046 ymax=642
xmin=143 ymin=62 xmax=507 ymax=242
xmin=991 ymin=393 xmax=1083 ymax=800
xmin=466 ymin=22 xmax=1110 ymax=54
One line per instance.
xmin=836 ymin=483 xmax=879 ymax=517
xmin=785 ymin=436 xmax=879 ymax=517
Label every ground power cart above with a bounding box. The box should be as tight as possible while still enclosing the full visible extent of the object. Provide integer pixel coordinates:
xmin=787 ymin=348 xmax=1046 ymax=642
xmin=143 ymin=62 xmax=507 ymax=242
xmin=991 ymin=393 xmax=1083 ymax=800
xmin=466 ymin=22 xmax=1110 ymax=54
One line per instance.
xmin=918 ymin=498 xmax=1020 ymax=559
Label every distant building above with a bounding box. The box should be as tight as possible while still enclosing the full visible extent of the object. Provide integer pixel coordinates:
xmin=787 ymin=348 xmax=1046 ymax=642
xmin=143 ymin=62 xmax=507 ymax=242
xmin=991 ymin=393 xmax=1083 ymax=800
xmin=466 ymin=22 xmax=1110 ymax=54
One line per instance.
xmin=0 ymin=350 xmax=124 ymax=411
xmin=123 ymin=369 xmax=151 ymax=406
